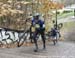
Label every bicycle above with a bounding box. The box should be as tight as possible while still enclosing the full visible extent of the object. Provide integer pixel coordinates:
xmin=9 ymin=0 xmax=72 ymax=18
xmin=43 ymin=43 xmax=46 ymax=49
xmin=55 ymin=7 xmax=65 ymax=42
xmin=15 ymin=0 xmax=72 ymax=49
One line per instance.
xmin=17 ymin=22 xmax=63 ymax=47
xmin=46 ymin=23 xmax=63 ymax=45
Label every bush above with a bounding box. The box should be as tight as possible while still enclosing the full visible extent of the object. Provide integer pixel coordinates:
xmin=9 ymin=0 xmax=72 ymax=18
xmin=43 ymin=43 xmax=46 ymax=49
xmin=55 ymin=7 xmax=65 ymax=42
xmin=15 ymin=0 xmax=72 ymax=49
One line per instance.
xmin=57 ymin=12 xmax=60 ymax=14
xmin=63 ymin=11 xmax=72 ymax=13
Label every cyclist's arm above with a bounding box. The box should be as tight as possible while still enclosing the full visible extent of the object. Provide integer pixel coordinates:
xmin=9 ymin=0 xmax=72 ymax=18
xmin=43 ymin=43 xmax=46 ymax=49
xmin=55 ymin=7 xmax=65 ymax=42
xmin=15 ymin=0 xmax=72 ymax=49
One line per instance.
xmin=31 ymin=20 xmax=35 ymax=26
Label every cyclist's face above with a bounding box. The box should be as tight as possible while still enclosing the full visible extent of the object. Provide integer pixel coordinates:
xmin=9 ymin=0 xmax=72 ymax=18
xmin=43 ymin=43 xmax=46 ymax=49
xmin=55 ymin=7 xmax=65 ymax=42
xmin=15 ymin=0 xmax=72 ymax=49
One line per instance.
xmin=35 ymin=16 xmax=39 ymax=19
xmin=34 ymin=16 xmax=39 ymax=22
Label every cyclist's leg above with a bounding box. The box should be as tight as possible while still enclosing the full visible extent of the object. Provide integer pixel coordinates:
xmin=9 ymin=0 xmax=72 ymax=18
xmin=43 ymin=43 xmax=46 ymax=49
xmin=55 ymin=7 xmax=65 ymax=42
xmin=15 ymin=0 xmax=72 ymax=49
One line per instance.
xmin=40 ymin=31 xmax=46 ymax=49
xmin=33 ymin=32 xmax=38 ymax=52
xmin=52 ymin=36 xmax=57 ymax=45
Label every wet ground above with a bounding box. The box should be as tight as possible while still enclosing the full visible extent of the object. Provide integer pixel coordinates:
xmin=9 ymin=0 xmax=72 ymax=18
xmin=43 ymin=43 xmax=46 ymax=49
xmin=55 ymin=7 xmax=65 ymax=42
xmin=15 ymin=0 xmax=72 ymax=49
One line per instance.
xmin=0 ymin=41 xmax=75 ymax=58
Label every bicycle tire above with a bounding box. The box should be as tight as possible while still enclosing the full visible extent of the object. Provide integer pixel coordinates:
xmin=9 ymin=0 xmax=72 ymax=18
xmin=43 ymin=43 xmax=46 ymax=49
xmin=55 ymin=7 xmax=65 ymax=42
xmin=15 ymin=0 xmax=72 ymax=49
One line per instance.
xmin=57 ymin=23 xmax=63 ymax=30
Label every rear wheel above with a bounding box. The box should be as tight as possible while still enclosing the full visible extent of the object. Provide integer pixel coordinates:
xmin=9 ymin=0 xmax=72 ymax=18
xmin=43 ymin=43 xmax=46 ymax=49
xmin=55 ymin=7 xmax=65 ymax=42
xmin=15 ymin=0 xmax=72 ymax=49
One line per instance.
xmin=58 ymin=23 xmax=63 ymax=30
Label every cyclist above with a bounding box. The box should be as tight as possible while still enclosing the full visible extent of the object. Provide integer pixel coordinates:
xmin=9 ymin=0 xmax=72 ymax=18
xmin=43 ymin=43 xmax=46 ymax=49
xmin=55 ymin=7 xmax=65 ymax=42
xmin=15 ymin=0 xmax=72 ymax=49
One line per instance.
xmin=31 ymin=13 xmax=46 ymax=52
xmin=52 ymin=20 xmax=62 ymax=38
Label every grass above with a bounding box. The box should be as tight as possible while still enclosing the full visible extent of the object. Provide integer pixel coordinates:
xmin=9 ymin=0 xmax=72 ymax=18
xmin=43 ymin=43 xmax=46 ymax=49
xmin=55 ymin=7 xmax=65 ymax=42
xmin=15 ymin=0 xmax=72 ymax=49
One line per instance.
xmin=58 ymin=11 xmax=74 ymax=19
xmin=62 ymin=21 xmax=75 ymax=31
xmin=52 ymin=11 xmax=74 ymax=20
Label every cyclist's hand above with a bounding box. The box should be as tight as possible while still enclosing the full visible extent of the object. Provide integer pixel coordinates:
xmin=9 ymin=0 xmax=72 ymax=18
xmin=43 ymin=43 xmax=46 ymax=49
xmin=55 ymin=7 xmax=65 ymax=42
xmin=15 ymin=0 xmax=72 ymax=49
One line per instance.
xmin=31 ymin=27 xmax=35 ymax=32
